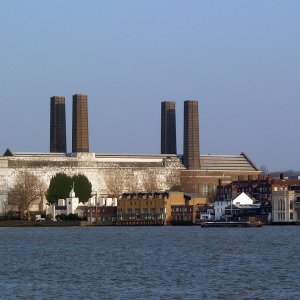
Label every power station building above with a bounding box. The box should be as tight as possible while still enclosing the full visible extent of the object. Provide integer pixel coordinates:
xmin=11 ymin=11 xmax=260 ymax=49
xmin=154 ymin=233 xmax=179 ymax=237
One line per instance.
xmin=0 ymin=96 xmax=261 ymax=214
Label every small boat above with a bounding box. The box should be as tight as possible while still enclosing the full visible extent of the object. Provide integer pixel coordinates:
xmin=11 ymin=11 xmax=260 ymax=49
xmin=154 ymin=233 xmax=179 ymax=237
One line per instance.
xmin=201 ymin=221 xmax=263 ymax=228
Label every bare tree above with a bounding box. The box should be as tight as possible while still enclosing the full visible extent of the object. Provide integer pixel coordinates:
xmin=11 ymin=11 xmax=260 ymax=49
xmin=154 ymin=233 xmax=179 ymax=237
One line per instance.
xmin=123 ymin=170 xmax=140 ymax=193
xmin=165 ymin=169 xmax=181 ymax=191
xmin=104 ymin=169 xmax=126 ymax=199
xmin=142 ymin=170 xmax=158 ymax=192
xmin=8 ymin=171 xmax=46 ymax=220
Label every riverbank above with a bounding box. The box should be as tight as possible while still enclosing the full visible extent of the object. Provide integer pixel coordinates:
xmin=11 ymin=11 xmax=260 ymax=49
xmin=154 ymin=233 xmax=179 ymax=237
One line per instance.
xmin=0 ymin=220 xmax=95 ymax=227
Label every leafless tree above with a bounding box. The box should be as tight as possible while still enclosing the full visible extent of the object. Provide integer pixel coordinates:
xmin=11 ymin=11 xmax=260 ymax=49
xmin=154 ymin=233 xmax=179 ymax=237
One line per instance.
xmin=123 ymin=170 xmax=140 ymax=193
xmin=104 ymin=169 xmax=126 ymax=199
xmin=142 ymin=170 xmax=158 ymax=192
xmin=165 ymin=169 xmax=181 ymax=191
xmin=8 ymin=171 xmax=46 ymax=220
xmin=0 ymin=199 xmax=9 ymax=215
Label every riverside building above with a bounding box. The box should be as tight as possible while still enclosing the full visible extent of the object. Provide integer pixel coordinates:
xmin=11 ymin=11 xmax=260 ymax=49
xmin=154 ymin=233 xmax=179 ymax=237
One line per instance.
xmin=0 ymin=96 xmax=261 ymax=215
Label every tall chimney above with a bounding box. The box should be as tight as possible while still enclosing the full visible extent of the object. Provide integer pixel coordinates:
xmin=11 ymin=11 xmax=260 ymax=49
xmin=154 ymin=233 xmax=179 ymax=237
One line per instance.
xmin=161 ymin=101 xmax=177 ymax=154
xmin=50 ymin=96 xmax=66 ymax=153
xmin=72 ymin=94 xmax=89 ymax=153
xmin=183 ymin=100 xmax=200 ymax=169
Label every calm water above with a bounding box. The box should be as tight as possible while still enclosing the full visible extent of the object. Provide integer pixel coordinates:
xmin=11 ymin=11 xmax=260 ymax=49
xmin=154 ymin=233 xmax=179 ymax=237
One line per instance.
xmin=0 ymin=226 xmax=299 ymax=300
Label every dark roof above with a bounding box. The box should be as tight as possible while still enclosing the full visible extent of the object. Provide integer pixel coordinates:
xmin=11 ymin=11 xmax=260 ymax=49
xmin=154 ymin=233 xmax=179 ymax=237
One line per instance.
xmin=225 ymin=204 xmax=260 ymax=209
xmin=273 ymin=179 xmax=300 ymax=186
xmin=55 ymin=205 xmax=67 ymax=210
xmin=184 ymin=193 xmax=201 ymax=199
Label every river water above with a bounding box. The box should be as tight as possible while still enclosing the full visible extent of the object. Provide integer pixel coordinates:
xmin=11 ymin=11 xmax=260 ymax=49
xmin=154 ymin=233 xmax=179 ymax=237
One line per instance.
xmin=0 ymin=226 xmax=299 ymax=299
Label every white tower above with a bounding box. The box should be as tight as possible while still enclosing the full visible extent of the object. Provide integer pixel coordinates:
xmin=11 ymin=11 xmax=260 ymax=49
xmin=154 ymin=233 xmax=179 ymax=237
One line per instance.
xmin=66 ymin=183 xmax=79 ymax=215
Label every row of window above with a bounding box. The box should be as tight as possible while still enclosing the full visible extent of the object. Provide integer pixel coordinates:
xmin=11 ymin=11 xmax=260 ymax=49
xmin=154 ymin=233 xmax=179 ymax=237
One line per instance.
xmin=171 ymin=207 xmax=192 ymax=212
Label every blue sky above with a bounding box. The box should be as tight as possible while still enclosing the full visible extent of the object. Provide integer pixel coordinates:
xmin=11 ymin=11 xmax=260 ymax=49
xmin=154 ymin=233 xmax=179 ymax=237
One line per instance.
xmin=0 ymin=0 xmax=299 ymax=171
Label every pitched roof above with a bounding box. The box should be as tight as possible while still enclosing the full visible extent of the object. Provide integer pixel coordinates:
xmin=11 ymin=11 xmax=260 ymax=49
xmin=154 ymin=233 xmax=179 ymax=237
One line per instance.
xmin=233 ymin=192 xmax=253 ymax=205
xmin=200 ymin=152 xmax=259 ymax=171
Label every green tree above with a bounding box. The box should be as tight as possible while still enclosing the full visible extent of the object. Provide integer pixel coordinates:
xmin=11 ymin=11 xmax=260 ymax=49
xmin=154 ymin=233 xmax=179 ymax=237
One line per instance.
xmin=47 ymin=173 xmax=72 ymax=204
xmin=47 ymin=173 xmax=92 ymax=204
xmin=72 ymin=174 xmax=92 ymax=203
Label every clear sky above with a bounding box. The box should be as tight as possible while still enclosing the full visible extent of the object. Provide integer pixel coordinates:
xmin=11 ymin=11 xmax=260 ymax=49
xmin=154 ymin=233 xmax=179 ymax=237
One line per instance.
xmin=0 ymin=0 xmax=299 ymax=171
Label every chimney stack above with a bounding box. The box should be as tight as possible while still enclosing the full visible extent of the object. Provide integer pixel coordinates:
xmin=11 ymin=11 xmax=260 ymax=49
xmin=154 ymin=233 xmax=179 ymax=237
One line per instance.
xmin=183 ymin=100 xmax=200 ymax=169
xmin=72 ymin=94 xmax=89 ymax=153
xmin=161 ymin=101 xmax=177 ymax=154
xmin=50 ymin=96 xmax=67 ymax=153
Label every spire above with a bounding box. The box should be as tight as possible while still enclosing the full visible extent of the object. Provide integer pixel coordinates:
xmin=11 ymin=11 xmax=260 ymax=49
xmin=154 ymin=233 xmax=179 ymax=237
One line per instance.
xmin=70 ymin=182 xmax=76 ymax=198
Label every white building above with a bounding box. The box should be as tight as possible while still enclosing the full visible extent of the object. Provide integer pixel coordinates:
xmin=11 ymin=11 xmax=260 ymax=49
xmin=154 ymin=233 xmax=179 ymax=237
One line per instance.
xmin=214 ymin=192 xmax=253 ymax=221
xmin=46 ymin=187 xmax=83 ymax=218
xmin=272 ymin=187 xmax=299 ymax=223
xmin=0 ymin=151 xmax=182 ymax=215
xmin=214 ymin=199 xmax=231 ymax=221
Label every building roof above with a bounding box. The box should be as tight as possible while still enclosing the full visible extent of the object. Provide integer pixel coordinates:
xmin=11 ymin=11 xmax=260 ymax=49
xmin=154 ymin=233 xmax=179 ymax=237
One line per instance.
xmin=2 ymin=149 xmax=67 ymax=158
xmin=200 ymin=152 xmax=259 ymax=171
xmin=184 ymin=193 xmax=201 ymax=199
xmin=226 ymin=204 xmax=260 ymax=209
xmin=1 ymin=149 xmax=259 ymax=172
xmin=233 ymin=192 xmax=253 ymax=205
xmin=273 ymin=179 xmax=300 ymax=187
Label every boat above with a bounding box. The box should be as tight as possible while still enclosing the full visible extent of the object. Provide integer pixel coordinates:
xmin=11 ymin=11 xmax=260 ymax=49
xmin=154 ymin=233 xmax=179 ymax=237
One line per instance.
xmin=200 ymin=221 xmax=263 ymax=228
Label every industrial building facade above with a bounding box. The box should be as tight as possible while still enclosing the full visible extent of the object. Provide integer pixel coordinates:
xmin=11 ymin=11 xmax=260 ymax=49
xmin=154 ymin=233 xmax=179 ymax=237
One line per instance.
xmin=0 ymin=96 xmax=262 ymax=215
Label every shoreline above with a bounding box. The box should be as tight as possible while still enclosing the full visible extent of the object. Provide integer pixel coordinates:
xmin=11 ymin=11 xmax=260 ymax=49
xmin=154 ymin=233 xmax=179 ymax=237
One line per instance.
xmin=0 ymin=220 xmax=299 ymax=227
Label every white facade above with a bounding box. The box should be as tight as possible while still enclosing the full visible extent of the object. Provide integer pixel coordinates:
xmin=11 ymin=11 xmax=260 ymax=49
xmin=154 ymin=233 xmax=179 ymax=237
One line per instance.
xmin=0 ymin=152 xmax=182 ymax=214
xmin=272 ymin=189 xmax=299 ymax=222
xmin=214 ymin=200 xmax=231 ymax=221
xmin=66 ymin=188 xmax=79 ymax=215
xmin=214 ymin=192 xmax=253 ymax=220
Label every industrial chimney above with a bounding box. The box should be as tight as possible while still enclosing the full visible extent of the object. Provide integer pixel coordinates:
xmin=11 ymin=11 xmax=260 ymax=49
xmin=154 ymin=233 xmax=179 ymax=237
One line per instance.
xmin=161 ymin=101 xmax=177 ymax=154
xmin=183 ymin=100 xmax=200 ymax=169
xmin=72 ymin=94 xmax=89 ymax=153
xmin=50 ymin=96 xmax=67 ymax=153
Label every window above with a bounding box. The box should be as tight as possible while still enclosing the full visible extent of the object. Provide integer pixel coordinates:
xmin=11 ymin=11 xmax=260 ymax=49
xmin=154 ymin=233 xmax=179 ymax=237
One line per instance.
xmin=203 ymin=185 xmax=209 ymax=196
xmin=290 ymin=213 xmax=293 ymax=220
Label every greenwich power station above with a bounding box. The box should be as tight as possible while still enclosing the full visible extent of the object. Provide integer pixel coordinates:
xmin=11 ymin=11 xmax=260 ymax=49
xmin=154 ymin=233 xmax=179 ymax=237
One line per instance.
xmin=0 ymin=94 xmax=260 ymax=213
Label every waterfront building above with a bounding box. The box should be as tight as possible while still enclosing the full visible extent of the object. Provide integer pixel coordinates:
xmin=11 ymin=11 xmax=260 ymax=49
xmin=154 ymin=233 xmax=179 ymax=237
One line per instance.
xmin=48 ymin=187 xmax=83 ymax=217
xmin=271 ymin=180 xmax=300 ymax=223
xmin=0 ymin=98 xmax=262 ymax=215
xmin=224 ymin=203 xmax=261 ymax=222
xmin=50 ymin=96 xmax=67 ymax=153
xmin=199 ymin=203 xmax=215 ymax=222
xmin=85 ymin=206 xmax=117 ymax=224
xmin=170 ymin=193 xmax=206 ymax=224
xmin=219 ymin=176 xmax=272 ymax=203
xmin=180 ymin=153 xmax=261 ymax=196
xmin=0 ymin=150 xmax=183 ymax=215
xmin=214 ymin=192 xmax=253 ymax=221
xmin=161 ymin=101 xmax=177 ymax=154
xmin=72 ymin=94 xmax=89 ymax=153
xmin=214 ymin=199 xmax=232 ymax=221
xmin=117 ymin=191 xmax=205 ymax=225
xmin=180 ymin=100 xmax=261 ymax=193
